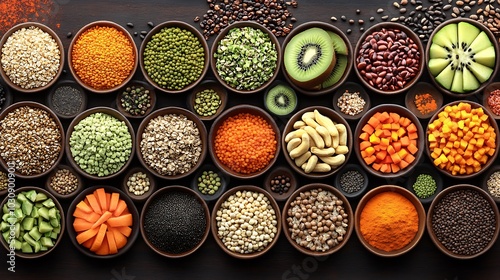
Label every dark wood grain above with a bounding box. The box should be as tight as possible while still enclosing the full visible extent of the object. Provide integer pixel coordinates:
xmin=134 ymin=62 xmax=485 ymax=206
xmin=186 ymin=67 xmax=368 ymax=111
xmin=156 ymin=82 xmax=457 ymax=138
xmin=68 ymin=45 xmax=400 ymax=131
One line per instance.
xmin=1 ymin=0 xmax=500 ymax=279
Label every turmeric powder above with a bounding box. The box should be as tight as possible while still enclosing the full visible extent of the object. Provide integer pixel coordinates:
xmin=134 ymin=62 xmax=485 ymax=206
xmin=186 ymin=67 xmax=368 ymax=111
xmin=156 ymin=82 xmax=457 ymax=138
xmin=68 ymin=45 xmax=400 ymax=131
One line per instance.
xmin=414 ymin=93 xmax=437 ymax=114
xmin=359 ymin=191 xmax=419 ymax=252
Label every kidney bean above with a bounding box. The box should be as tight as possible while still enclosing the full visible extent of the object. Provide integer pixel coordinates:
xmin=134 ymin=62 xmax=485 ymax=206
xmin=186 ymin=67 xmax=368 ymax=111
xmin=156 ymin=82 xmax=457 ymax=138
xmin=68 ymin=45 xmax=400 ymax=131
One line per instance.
xmin=356 ymin=27 xmax=420 ymax=92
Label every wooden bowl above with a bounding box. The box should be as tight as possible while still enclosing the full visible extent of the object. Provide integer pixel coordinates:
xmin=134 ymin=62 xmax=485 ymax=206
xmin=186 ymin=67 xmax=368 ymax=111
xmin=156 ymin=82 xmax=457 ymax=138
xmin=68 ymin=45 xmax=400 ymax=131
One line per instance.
xmin=354 ymin=104 xmax=424 ymax=179
xmin=121 ymin=167 xmax=156 ymax=203
xmin=426 ymin=18 xmax=499 ymax=97
xmin=209 ymin=104 xmax=280 ymax=179
xmin=281 ymin=21 xmax=353 ymax=96
xmin=283 ymin=106 xmax=353 ymax=179
xmin=45 ymin=164 xmax=84 ymax=201
xmin=404 ymin=163 xmax=443 ymax=205
xmin=482 ymin=82 xmax=500 ymax=120
xmin=405 ymin=82 xmax=443 ymax=119
xmin=425 ymin=100 xmax=499 ymax=179
xmin=68 ymin=21 xmax=138 ymax=94
xmin=212 ymin=185 xmax=281 ymax=259
xmin=66 ymin=107 xmax=135 ymax=180
xmin=355 ymin=185 xmax=426 ymax=257
xmin=0 ymin=167 xmax=7 ymax=197
xmin=0 ymin=101 xmax=65 ymax=179
xmin=47 ymin=80 xmax=87 ymax=120
xmin=282 ymin=183 xmax=353 ymax=256
xmin=66 ymin=185 xmax=140 ymax=259
xmin=190 ymin=164 xmax=229 ymax=203
xmin=263 ymin=80 xmax=298 ymax=119
xmin=141 ymin=186 xmax=210 ymax=258
xmin=354 ymin=22 xmax=424 ymax=95
xmin=211 ymin=21 xmax=281 ymax=94
xmin=140 ymin=21 xmax=209 ymax=94
xmin=263 ymin=165 xmax=298 ymax=202
xmin=427 ymin=184 xmax=500 ymax=259
xmin=136 ymin=107 xmax=207 ymax=180
xmin=187 ymin=80 xmax=228 ymax=121
xmin=334 ymin=164 xmax=369 ymax=199
xmin=115 ymin=80 xmax=156 ymax=119
xmin=0 ymin=79 xmax=12 ymax=114
xmin=0 ymin=186 xmax=65 ymax=259
xmin=480 ymin=165 xmax=500 ymax=204
xmin=0 ymin=22 xmax=64 ymax=93
xmin=332 ymin=82 xmax=371 ymax=121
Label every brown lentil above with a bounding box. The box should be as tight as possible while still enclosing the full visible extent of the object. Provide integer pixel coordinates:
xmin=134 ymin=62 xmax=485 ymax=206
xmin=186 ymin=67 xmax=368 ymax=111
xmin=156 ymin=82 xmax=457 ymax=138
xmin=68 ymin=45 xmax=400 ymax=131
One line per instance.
xmin=1 ymin=26 xmax=60 ymax=89
xmin=126 ymin=171 xmax=151 ymax=196
xmin=0 ymin=170 xmax=7 ymax=191
xmin=286 ymin=188 xmax=349 ymax=252
xmin=0 ymin=106 xmax=62 ymax=176
xmin=140 ymin=114 xmax=202 ymax=176
xmin=337 ymin=90 xmax=366 ymax=116
xmin=49 ymin=168 xmax=79 ymax=195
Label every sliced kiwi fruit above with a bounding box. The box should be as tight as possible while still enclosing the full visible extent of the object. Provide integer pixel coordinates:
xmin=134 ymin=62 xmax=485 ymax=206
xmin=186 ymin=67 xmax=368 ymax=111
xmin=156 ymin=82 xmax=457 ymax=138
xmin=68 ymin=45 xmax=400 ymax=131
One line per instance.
xmin=284 ymin=27 xmax=336 ymax=89
xmin=327 ymin=31 xmax=348 ymax=56
xmin=265 ymin=83 xmax=297 ymax=116
xmin=321 ymin=55 xmax=348 ymax=88
xmin=428 ymin=21 xmax=496 ymax=93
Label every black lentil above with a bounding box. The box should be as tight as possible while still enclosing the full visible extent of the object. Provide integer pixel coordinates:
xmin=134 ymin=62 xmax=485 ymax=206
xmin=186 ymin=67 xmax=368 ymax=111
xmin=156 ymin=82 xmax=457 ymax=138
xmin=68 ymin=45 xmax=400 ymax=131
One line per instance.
xmin=51 ymin=85 xmax=84 ymax=117
xmin=269 ymin=174 xmax=291 ymax=195
xmin=339 ymin=170 xmax=364 ymax=194
xmin=431 ymin=189 xmax=497 ymax=256
xmin=143 ymin=190 xmax=207 ymax=254
xmin=120 ymin=85 xmax=152 ymax=116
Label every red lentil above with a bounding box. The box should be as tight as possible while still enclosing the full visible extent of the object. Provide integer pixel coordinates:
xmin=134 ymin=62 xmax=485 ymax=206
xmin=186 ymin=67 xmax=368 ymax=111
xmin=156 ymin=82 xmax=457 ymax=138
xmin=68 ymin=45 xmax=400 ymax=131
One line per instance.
xmin=487 ymin=89 xmax=500 ymax=116
xmin=71 ymin=26 xmax=135 ymax=90
xmin=214 ymin=113 xmax=276 ymax=174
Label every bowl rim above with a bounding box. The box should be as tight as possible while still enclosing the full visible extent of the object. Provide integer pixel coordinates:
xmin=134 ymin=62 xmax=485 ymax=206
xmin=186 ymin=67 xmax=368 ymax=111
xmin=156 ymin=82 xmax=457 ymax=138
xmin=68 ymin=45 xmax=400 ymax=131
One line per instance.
xmin=425 ymin=18 xmax=500 ymax=97
xmin=136 ymin=106 xmax=208 ymax=180
xmin=353 ymin=21 xmax=425 ymax=95
xmin=140 ymin=185 xmax=211 ymax=258
xmin=45 ymin=164 xmax=84 ymax=201
xmin=115 ymin=80 xmax=157 ymax=119
xmin=211 ymin=185 xmax=282 ymax=259
xmin=0 ymin=101 xmax=65 ymax=179
xmin=0 ymin=78 xmax=13 ymax=115
xmin=480 ymin=164 xmax=500 ymax=204
xmin=208 ymin=104 xmax=281 ymax=179
xmin=355 ymin=185 xmax=426 ymax=257
xmin=404 ymin=163 xmax=443 ymax=205
xmin=425 ymin=100 xmax=500 ymax=179
xmin=210 ymin=20 xmax=282 ymax=94
xmin=46 ymin=80 xmax=88 ymax=120
xmin=121 ymin=166 xmax=157 ymax=203
xmin=404 ymin=81 xmax=443 ymax=119
xmin=66 ymin=185 xmax=140 ymax=259
xmin=0 ymin=22 xmax=65 ymax=93
xmin=281 ymin=20 xmax=354 ymax=96
xmin=426 ymin=184 xmax=500 ymax=259
xmin=281 ymin=183 xmax=354 ymax=256
xmin=332 ymin=81 xmax=371 ymax=121
xmin=334 ymin=163 xmax=369 ymax=199
xmin=65 ymin=106 xmax=136 ymax=180
xmin=482 ymin=82 xmax=500 ymax=120
xmin=186 ymin=79 xmax=228 ymax=121
xmin=139 ymin=20 xmax=209 ymax=94
xmin=68 ymin=20 xmax=138 ymax=94
xmin=189 ymin=163 xmax=229 ymax=202
xmin=282 ymin=105 xmax=353 ymax=179
xmin=0 ymin=186 xmax=65 ymax=259
xmin=353 ymin=103 xmax=424 ymax=178
xmin=263 ymin=165 xmax=298 ymax=202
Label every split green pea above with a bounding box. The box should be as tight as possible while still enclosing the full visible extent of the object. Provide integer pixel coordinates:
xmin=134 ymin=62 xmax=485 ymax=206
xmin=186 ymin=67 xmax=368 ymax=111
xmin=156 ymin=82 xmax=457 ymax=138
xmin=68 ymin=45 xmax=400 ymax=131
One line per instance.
xmin=412 ymin=174 xmax=437 ymax=199
xmin=194 ymin=89 xmax=221 ymax=117
xmin=69 ymin=112 xmax=132 ymax=177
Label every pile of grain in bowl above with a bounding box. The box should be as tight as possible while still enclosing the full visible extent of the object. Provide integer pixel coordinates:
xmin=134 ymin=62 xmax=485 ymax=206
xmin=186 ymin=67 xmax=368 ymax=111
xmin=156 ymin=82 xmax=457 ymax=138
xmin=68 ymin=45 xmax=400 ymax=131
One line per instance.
xmin=1 ymin=26 xmax=61 ymax=89
xmin=140 ymin=114 xmax=202 ymax=176
xmin=0 ymin=106 xmax=62 ymax=176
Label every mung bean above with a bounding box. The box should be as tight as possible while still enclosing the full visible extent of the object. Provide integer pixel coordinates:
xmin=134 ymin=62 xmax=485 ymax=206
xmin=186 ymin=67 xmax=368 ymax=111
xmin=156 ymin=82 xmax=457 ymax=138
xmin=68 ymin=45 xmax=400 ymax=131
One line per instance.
xmin=412 ymin=173 xmax=437 ymax=198
xmin=193 ymin=89 xmax=221 ymax=117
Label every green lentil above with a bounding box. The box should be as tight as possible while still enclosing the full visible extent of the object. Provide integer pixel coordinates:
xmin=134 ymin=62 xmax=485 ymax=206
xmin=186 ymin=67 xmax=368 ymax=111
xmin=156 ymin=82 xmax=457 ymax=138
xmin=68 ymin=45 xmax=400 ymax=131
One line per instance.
xmin=143 ymin=27 xmax=205 ymax=91
xmin=69 ymin=112 xmax=132 ymax=177
xmin=412 ymin=174 xmax=437 ymax=199
xmin=197 ymin=170 xmax=221 ymax=195
xmin=214 ymin=26 xmax=278 ymax=90
xmin=120 ymin=86 xmax=152 ymax=116
xmin=194 ymin=89 xmax=221 ymax=117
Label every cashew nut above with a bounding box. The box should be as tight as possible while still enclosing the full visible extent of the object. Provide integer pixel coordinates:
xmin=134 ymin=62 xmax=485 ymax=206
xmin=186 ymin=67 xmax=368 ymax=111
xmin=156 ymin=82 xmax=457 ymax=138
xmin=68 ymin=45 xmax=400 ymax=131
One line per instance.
xmin=285 ymin=129 xmax=306 ymax=143
xmin=315 ymin=125 xmax=331 ymax=147
xmin=303 ymin=125 xmax=324 ymax=149
xmin=293 ymin=120 xmax=306 ymax=129
xmin=314 ymin=109 xmax=338 ymax=137
xmin=303 ymin=155 xmax=318 ymax=173
xmin=312 ymin=163 xmax=332 ymax=173
xmin=289 ymin=133 xmax=310 ymax=158
xmin=319 ymin=154 xmax=346 ymax=167
xmin=335 ymin=124 xmax=348 ymax=146
xmin=286 ymin=137 xmax=302 ymax=153
xmin=311 ymin=147 xmax=336 ymax=157
xmin=335 ymin=145 xmax=349 ymax=155
xmin=295 ymin=151 xmax=311 ymax=167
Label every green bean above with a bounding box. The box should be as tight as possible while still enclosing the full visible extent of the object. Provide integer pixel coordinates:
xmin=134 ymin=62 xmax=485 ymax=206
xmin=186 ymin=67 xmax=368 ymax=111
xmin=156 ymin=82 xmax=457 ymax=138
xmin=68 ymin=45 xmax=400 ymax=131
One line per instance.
xmin=412 ymin=174 xmax=437 ymax=199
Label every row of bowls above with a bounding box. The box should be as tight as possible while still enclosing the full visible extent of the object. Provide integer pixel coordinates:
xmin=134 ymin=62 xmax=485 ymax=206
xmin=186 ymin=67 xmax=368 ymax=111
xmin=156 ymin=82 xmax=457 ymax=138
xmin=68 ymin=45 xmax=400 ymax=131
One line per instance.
xmin=2 ymin=183 xmax=498 ymax=260
xmin=0 ymin=18 xmax=497 ymax=98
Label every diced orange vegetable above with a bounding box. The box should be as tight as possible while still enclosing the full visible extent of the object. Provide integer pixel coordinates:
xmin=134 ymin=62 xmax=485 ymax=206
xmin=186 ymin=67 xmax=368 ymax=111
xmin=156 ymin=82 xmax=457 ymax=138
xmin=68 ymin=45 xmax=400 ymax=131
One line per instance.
xmin=362 ymin=124 xmax=375 ymax=134
xmin=359 ymin=141 xmax=371 ymax=151
xmin=363 ymin=155 xmax=377 ymax=165
xmin=359 ymin=132 xmax=370 ymax=141
xmin=367 ymin=116 xmax=380 ymax=128
xmin=407 ymin=143 xmax=418 ymax=155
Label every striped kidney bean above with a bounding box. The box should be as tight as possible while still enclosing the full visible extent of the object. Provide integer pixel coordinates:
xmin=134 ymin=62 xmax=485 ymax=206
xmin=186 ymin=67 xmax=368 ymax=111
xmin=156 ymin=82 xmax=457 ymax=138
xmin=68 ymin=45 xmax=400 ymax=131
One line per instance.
xmin=356 ymin=27 xmax=420 ymax=92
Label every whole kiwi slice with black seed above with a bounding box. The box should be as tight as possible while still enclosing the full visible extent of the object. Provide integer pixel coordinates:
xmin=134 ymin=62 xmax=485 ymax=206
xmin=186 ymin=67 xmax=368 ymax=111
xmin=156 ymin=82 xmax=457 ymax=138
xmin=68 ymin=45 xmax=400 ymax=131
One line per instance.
xmin=264 ymin=83 xmax=297 ymax=116
xmin=321 ymin=55 xmax=348 ymax=89
xmin=284 ymin=27 xmax=336 ymax=90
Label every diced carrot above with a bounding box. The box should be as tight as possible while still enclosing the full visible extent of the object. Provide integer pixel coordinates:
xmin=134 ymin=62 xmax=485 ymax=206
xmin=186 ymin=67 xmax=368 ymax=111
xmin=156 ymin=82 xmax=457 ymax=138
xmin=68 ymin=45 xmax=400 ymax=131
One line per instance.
xmin=367 ymin=116 xmax=380 ymax=128
xmin=73 ymin=218 xmax=94 ymax=232
xmin=389 ymin=112 xmax=400 ymax=123
xmin=359 ymin=132 xmax=370 ymax=141
xmin=408 ymin=132 xmax=419 ymax=140
xmin=363 ymin=155 xmax=376 ymax=165
xmin=115 ymin=226 xmax=132 ymax=237
xmin=107 ymin=213 xmax=133 ymax=228
xmin=106 ymin=231 xmax=118 ymax=255
xmin=94 ymin=188 xmax=107 ymax=212
xmin=407 ymin=123 xmax=417 ymax=133
xmin=376 ymin=150 xmax=387 ymax=161
xmin=95 ymin=236 xmax=110 ymax=256
xmin=359 ymin=141 xmax=371 ymax=151
xmin=113 ymin=200 xmax=128 ymax=217
xmin=380 ymin=164 xmax=391 ymax=173
xmin=391 ymin=163 xmax=400 ymax=173
xmin=76 ymin=201 xmax=93 ymax=214
xmin=86 ymin=194 xmax=102 ymax=215
xmin=364 ymin=146 xmax=375 ymax=157
xmin=90 ymin=224 xmax=108 ymax=252
xmin=404 ymin=153 xmax=415 ymax=163
xmin=390 ymin=153 xmax=401 ymax=164
xmin=372 ymin=163 xmax=382 ymax=171
xmin=399 ymin=160 xmax=410 ymax=170
xmin=92 ymin=211 xmax=113 ymax=229
xmin=387 ymin=145 xmax=396 ymax=155
xmin=407 ymin=143 xmax=418 ymax=155
xmin=382 ymin=155 xmax=393 ymax=164
xmin=76 ymin=227 xmax=99 ymax=244
xmin=109 ymin=193 xmax=120 ymax=212
xmin=378 ymin=112 xmax=390 ymax=123
xmin=393 ymin=141 xmax=402 ymax=152
xmin=399 ymin=117 xmax=411 ymax=127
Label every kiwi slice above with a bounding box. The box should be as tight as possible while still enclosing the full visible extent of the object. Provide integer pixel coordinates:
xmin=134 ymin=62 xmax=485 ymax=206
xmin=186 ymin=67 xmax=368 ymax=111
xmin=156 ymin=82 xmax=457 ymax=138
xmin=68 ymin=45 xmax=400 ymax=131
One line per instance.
xmin=327 ymin=31 xmax=348 ymax=56
xmin=265 ymin=83 xmax=297 ymax=116
xmin=428 ymin=21 xmax=496 ymax=93
xmin=284 ymin=27 xmax=336 ymax=89
xmin=321 ymin=55 xmax=348 ymax=88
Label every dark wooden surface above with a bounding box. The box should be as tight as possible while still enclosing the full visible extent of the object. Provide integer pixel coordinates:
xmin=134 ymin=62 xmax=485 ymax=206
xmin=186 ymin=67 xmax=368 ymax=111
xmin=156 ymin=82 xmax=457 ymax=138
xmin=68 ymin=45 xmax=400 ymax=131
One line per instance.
xmin=1 ymin=0 xmax=500 ymax=279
